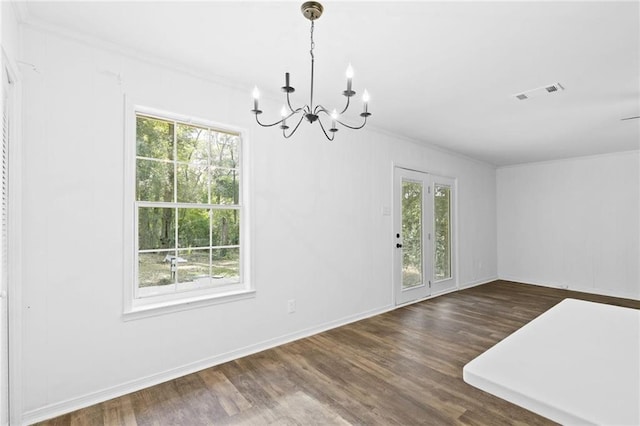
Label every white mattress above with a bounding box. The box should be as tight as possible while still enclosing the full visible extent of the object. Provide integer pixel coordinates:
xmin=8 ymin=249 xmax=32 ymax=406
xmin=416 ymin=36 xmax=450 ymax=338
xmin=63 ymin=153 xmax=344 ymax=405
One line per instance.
xmin=463 ymin=298 xmax=640 ymax=425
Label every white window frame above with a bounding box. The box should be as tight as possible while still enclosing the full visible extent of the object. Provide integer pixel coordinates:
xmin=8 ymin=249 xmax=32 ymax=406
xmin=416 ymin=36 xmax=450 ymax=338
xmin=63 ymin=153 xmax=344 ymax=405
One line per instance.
xmin=123 ymin=103 xmax=253 ymax=320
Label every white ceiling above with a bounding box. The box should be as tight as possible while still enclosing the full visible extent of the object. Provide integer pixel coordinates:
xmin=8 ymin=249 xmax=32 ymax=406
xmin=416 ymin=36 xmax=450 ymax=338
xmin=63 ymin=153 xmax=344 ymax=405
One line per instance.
xmin=21 ymin=1 xmax=640 ymax=166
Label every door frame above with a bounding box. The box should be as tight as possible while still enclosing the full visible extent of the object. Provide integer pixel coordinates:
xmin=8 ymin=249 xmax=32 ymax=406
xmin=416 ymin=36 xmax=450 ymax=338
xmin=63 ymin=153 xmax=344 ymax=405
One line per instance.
xmin=392 ymin=164 xmax=458 ymax=306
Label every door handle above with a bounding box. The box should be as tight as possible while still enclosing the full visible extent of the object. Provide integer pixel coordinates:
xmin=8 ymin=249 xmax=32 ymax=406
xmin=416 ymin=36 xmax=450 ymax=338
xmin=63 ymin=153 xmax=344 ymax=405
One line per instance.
xmin=396 ymin=243 xmax=403 ymax=248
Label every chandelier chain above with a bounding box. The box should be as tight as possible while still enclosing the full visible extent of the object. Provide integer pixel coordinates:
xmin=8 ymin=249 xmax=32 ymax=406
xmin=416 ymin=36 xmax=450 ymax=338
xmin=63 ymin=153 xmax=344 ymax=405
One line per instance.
xmin=309 ymin=20 xmax=315 ymax=112
xmin=310 ymin=20 xmax=315 ymax=59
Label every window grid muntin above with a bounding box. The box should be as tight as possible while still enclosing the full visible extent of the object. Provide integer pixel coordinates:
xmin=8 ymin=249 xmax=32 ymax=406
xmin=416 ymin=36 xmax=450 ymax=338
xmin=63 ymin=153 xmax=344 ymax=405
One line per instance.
xmin=135 ymin=112 xmax=242 ymax=299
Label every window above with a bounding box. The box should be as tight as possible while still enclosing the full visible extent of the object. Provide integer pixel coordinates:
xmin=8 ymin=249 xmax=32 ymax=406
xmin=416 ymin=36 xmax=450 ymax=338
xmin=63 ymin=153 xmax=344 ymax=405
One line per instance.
xmin=126 ymin=108 xmax=251 ymax=316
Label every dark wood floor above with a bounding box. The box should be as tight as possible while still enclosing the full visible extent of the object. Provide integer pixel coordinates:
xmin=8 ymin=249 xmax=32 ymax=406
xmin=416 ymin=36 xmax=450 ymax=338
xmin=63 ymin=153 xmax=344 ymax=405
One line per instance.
xmin=37 ymin=280 xmax=640 ymax=425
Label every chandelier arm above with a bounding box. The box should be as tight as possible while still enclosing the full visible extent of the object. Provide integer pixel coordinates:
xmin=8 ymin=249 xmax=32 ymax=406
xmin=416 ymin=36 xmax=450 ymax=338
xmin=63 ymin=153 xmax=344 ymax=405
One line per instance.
xmin=287 ymin=106 xmax=305 ymax=117
xmin=256 ymin=108 xmax=307 ymax=128
xmin=336 ymin=116 xmax=368 ymax=130
xmin=313 ymin=104 xmax=327 ymax=115
xmin=283 ymin=114 xmax=306 ymax=138
xmin=255 ymin=114 xmax=286 ymax=128
xmin=317 ymin=115 xmax=336 ymax=141
xmin=314 ymin=102 xmax=352 ymax=119
xmin=286 ymin=91 xmax=303 ymax=114
xmin=339 ymin=96 xmax=351 ymax=115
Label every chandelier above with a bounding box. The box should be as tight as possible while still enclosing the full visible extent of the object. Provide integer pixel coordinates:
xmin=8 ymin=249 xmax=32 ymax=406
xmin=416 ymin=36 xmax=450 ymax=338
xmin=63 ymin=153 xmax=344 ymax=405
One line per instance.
xmin=250 ymin=1 xmax=371 ymax=141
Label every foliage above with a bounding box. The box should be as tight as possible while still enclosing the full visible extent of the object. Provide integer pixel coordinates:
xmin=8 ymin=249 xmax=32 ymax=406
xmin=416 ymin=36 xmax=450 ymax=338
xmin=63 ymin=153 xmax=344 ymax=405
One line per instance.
xmin=434 ymin=185 xmax=451 ymax=280
xmin=402 ymin=181 xmax=423 ymax=287
xmin=401 ymin=180 xmax=452 ymax=286
xmin=136 ymin=115 xmax=241 ymax=287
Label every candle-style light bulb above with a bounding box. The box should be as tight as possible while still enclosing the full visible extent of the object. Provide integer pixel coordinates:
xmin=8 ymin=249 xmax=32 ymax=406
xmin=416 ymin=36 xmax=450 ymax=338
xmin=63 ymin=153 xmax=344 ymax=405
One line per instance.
xmin=345 ymin=64 xmax=354 ymax=93
xmin=331 ymin=109 xmax=338 ymax=132
xmin=345 ymin=64 xmax=354 ymax=79
xmin=361 ymin=89 xmax=371 ymax=117
xmin=252 ymin=86 xmax=260 ymax=111
xmin=280 ymin=105 xmax=289 ymax=129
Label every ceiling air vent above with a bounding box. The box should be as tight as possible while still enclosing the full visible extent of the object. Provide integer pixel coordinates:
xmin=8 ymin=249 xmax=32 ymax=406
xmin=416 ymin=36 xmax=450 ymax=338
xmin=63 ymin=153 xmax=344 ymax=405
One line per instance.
xmin=545 ymin=83 xmax=564 ymax=93
xmin=514 ymin=82 xmax=565 ymax=100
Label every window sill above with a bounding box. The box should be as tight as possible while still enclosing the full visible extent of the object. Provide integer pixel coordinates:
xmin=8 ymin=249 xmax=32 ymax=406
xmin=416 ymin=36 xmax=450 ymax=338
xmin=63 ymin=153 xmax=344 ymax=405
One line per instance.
xmin=123 ymin=287 xmax=256 ymax=321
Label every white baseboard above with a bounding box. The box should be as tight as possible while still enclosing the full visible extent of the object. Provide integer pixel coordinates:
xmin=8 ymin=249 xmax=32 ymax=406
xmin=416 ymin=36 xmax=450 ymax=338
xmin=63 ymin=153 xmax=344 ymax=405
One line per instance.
xmin=498 ymin=275 xmax=640 ymax=301
xmin=459 ymin=276 xmax=499 ymax=290
xmin=21 ymin=277 xmax=507 ymax=425
xmin=21 ymin=303 xmax=396 ymax=425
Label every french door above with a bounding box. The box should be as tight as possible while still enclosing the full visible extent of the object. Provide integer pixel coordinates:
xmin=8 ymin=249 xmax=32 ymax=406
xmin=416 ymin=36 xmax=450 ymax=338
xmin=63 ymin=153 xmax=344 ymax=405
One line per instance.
xmin=394 ymin=168 xmax=431 ymax=304
xmin=394 ymin=167 xmax=456 ymax=305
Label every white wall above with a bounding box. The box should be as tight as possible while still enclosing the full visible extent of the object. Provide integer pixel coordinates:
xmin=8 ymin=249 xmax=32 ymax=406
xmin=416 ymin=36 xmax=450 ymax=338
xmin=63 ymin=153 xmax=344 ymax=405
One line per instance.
xmin=1 ymin=2 xmax=21 ymax=63
xmin=18 ymin=26 xmax=497 ymax=421
xmin=2 ymin=3 xmax=24 ymax=425
xmin=498 ymin=151 xmax=640 ymax=299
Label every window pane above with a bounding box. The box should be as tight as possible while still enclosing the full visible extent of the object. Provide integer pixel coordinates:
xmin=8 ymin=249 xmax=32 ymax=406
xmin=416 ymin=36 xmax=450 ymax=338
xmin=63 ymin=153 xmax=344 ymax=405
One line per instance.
xmin=137 ymin=159 xmax=174 ymax=202
xmin=178 ymin=208 xmax=210 ymax=248
xmin=133 ymin=112 xmax=244 ymax=302
xmin=139 ymin=251 xmax=175 ymax=287
xmin=211 ymin=168 xmax=239 ymax=205
xmin=434 ymin=184 xmax=451 ymax=280
xmin=211 ymin=132 xmax=239 ymax=169
xmin=212 ymin=209 xmax=240 ymax=246
xmin=177 ymin=163 xmax=208 ymax=204
xmin=212 ymin=247 xmax=240 ymax=283
xmin=136 ymin=116 xmax=174 ymax=160
xmin=402 ymin=180 xmax=423 ymax=289
xmin=176 ymin=124 xmax=209 ymax=163
xmin=176 ymin=249 xmax=210 ymax=283
xmin=138 ymin=207 xmax=175 ymax=250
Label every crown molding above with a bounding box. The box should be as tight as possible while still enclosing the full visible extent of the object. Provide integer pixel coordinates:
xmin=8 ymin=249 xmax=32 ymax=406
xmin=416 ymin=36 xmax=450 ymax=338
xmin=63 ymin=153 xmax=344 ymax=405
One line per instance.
xmin=10 ymin=0 xmax=30 ymax=24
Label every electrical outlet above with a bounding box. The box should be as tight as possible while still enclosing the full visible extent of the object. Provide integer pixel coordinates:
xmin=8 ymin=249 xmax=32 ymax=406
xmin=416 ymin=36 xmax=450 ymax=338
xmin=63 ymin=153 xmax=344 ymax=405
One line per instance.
xmin=287 ymin=299 xmax=296 ymax=314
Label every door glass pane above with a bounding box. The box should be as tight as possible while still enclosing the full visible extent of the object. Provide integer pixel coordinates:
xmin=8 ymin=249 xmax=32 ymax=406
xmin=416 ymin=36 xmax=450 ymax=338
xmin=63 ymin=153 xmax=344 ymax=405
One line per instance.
xmin=402 ymin=180 xmax=423 ymax=288
xmin=434 ymin=184 xmax=451 ymax=280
